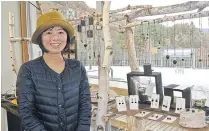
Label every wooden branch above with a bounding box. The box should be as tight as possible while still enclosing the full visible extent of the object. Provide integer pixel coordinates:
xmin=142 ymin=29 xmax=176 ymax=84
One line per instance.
xmin=102 ymin=2 xmax=113 ymax=67
xmin=8 ymin=12 xmax=17 ymax=75
xmin=110 ymin=6 xmax=151 ymax=20
xmin=124 ymin=10 xmax=209 ymax=28
xmin=110 ymin=1 xmax=209 ymax=22
xmin=36 ymin=1 xmax=43 ymax=14
xmin=126 ymin=26 xmax=140 ymax=72
xmin=10 ymin=37 xmax=31 ymax=42
xmin=96 ymin=1 xmax=113 ymax=130
xmin=69 ymin=4 xmax=152 ymax=23
xmin=68 ymin=17 xmax=81 ymax=23
xmin=109 ymin=5 xmax=152 ymax=14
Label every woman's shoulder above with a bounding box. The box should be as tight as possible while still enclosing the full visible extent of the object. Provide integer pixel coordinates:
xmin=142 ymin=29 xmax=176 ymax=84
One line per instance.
xmin=18 ymin=57 xmax=42 ymax=74
xmin=20 ymin=57 xmax=42 ymax=69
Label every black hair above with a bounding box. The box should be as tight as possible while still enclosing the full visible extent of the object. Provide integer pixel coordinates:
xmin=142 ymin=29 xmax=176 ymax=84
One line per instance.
xmin=36 ymin=28 xmax=71 ymax=54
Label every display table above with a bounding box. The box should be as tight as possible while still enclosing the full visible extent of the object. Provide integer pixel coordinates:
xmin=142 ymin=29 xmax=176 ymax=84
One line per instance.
xmin=110 ymin=109 xmax=209 ymax=131
xmin=1 ymin=101 xmax=24 ymax=131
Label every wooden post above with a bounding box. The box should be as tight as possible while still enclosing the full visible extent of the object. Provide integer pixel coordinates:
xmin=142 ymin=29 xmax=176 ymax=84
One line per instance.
xmin=96 ymin=1 xmax=104 ymax=79
xmin=96 ymin=2 xmax=113 ymax=131
xmin=20 ymin=1 xmax=29 ymax=63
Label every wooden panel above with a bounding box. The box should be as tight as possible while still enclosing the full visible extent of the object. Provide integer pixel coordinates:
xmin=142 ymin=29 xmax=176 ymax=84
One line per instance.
xmin=20 ymin=1 xmax=28 ymax=63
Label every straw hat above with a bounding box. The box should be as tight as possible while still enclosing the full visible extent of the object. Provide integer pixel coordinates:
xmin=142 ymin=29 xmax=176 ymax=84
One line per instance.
xmin=31 ymin=11 xmax=74 ymax=44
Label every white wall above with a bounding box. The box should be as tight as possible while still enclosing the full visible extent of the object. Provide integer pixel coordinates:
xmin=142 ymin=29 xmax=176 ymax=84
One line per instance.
xmin=1 ymin=2 xmax=21 ymax=131
xmin=1 ymin=1 xmax=38 ymax=131
xmin=1 ymin=1 xmax=22 ymax=94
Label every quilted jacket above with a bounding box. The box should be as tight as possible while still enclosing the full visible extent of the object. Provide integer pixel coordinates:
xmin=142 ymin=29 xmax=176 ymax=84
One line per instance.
xmin=16 ymin=56 xmax=91 ymax=131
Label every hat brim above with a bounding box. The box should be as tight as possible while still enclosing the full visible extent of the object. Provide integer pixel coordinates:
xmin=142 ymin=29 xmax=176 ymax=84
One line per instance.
xmin=31 ymin=19 xmax=74 ymax=44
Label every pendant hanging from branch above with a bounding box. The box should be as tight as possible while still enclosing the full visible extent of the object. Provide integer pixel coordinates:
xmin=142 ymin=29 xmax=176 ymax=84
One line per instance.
xmin=181 ymin=17 xmax=185 ymax=62
xmin=166 ymin=20 xmax=170 ymax=60
xmin=173 ymin=17 xmax=177 ymax=65
xmin=198 ymin=13 xmax=203 ymax=62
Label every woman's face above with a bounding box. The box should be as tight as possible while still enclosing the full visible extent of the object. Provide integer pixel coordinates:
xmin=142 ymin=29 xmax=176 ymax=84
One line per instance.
xmin=41 ymin=26 xmax=67 ymax=54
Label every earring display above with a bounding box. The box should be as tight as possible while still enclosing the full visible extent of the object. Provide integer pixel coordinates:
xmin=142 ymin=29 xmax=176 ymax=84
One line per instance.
xmin=175 ymin=98 xmax=185 ymax=114
xmin=135 ymin=111 xmax=150 ymax=118
xmin=129 ymin=95 xmax=139 ymax=110
xmin=116 ymin=96 xmax=127 ymax=112
xmin=150 ymin=94 xmax=160 ymax=109
xmin=148 ymin=113 xmax=163 ymax=121
xmin=162 ymin=115 xmax=177 ymax=123
xmin=162 ymin=96 xmax=171 ymax=111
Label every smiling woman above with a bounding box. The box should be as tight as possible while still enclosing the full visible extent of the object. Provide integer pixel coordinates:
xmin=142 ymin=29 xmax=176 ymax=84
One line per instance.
xmin=16 ymin=11 xmax=92 ymax=131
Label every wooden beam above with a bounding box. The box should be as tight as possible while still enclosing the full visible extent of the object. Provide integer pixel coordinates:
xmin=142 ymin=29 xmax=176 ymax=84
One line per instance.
xmin=110 ymin=1 xmax=209 ymax=23
xmin=124 ymin=10 xmax=209 ymax=28
xmin=20 ymin=1 xmax=29 ymax=63
xmin=109 ymin=5 xmax=152 ymax=14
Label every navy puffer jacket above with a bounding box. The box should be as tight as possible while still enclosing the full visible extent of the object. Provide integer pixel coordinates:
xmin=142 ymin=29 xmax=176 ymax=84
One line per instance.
xmin=16 ymin=56 xmax=91 ymax=131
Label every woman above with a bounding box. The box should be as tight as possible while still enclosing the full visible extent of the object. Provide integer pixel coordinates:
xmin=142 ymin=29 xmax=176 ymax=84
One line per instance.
xmin=16 ymin=11 xmax=91 ymax=131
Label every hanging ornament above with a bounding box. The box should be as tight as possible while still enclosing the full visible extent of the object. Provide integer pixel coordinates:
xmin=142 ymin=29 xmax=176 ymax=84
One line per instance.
xmin=146 ymin=22 xmax=149 ymax=40
xmin=81 ymin=19 xmax=86 ymax=26
xmin=141 ymin=22 xmax=145 ymax=41
xmin=199 ymin=13 xmax=203 ymax=63
xmin=88 ymin=16 xmax=94 ymax=25
xmin=77 ymin=25 xmax=82 ymax=32
xmin=173 ymin=17 xmax=177 ymax=65
xmin=84 ymin=44 xmax=87 ymax=48
xmin=87 ymin=30 xmax=93 ymax=38
xmin=166 ymin=20 xmax=170 ymax=60
xmin=173 ymin=60 xmax=177 ymax=64
xmin=181 ymin=17 xmax=185 ymax=62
